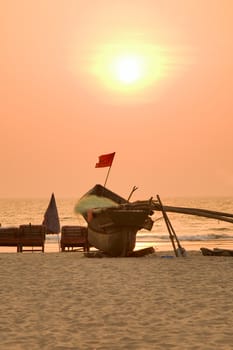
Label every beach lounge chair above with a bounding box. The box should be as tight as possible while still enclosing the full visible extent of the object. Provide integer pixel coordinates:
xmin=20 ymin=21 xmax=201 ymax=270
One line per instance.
xmin=60 ymin=226 xmax=89 ymax=252
xmin=19 ymin=224 xmax=46 ymax=252
xmin=0 ymin=227 xmax=20 ymax=252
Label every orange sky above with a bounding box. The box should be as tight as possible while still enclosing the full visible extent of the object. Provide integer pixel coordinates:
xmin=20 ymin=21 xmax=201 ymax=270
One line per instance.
xmin=1 ymin=0 xmax=233 ymax=199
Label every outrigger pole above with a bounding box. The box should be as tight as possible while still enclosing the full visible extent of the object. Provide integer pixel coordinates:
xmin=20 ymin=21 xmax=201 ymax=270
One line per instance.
xmin=156 ymin=195 xmax=186 ymax=257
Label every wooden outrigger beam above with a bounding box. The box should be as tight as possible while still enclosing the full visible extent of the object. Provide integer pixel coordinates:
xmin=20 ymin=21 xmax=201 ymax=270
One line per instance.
xmin=150 ymin=202 xmax=233 ymax=224
xmin=122 ymin=199 xmax=233 ymax=224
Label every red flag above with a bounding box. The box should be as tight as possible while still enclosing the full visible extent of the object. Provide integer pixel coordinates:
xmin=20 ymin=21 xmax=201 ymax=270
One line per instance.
xmin=95 ymin=152 xmax=115 ymax=168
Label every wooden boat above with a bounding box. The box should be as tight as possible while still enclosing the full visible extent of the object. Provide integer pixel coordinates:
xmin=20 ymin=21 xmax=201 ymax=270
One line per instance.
xmin=76 ymin=184 xmax=233 ymax=257
xmin=76 ymin=184 xmax=155 ymax=257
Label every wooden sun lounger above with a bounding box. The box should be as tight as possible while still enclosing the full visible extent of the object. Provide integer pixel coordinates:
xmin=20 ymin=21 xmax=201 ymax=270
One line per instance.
xmin=60 ymin=226 xmax=89 ymax=252
xmin=19 ymin=224 xmax=46 ymax=252
xmin=0 ymin=227 xmax=20 ymax=252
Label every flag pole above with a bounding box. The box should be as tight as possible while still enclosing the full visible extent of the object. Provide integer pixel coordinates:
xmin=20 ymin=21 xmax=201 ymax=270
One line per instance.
xmin=103 ymin=165 xmax=112 ymax=187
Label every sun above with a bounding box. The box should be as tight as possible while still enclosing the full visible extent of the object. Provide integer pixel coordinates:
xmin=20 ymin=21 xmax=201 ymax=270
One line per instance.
xmin=72 ymin=36 xmax=192 ymax=101
xmin=91 ymin=43 xmax=166 ymax=93
xmin=111 ymin=55 xmax=144 ymax=84
xmin=85 ymin=40 xmax=181 ymax=97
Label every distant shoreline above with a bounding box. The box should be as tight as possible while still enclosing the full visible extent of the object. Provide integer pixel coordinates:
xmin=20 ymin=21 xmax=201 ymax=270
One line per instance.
xmin=0 ymin=239 xmax=233 ymax=254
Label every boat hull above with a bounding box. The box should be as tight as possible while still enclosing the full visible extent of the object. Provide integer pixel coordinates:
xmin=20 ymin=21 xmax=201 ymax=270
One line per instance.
xmin=88 ymin=226 xmax=137 ymax=257
xmin=77 ymin=184 xmax=154 ymax=257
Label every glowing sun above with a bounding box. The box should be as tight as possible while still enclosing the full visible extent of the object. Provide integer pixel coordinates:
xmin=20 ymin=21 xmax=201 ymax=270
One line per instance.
xmin=112 ymin=55 xmax=144 ymax=84
xmin=72 ymin=35 xmax=191 ymax=102
xmin=89 ymin=41 xmax=173 ymax=95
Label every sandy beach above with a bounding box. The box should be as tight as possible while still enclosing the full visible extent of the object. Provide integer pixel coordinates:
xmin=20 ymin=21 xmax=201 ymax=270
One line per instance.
xmin=1 ymin=247 xmax=233 ymax=350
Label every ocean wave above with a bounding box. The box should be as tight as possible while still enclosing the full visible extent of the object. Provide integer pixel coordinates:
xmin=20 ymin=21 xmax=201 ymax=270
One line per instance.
xmin=43 ymin=231 xmax=233 ymax=244
xmin=137 ymin=233 xmax=233 ymax=242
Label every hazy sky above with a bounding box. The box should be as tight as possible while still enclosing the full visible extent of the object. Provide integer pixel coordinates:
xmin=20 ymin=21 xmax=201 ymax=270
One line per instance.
xmin=1 ymin=0 xmax=233 ymax=199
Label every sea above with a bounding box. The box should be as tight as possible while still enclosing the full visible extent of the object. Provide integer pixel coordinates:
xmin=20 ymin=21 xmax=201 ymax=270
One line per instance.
xmin=0 ymin=197 xmax=233 ymax=253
